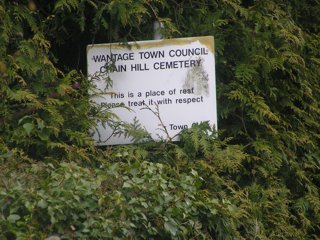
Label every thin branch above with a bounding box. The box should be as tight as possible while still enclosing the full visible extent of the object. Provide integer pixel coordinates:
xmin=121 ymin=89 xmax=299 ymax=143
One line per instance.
xmin=141 ymin=103 xmax=172 ymax=141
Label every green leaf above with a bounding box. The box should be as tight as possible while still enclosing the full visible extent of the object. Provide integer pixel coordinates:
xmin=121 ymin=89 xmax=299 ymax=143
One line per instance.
xmin=7 ymin=214 xmax=21 ymax=223
xmin=23 ymin=122 xmax=34 ymax=136
xmin=18 ymin=115 xmax=32 ymax=125
xmin=123 ymin=182 xmax=131 ymax=188
xmin=36 ymin=118 xmax=45 ymax=130
xmin=37 ymin=199 xmax=48 ymax=209
xmin=0 ymin=151 xmax=14 ymax=158
xmin=164 ymin=219 xmax=178 ymax=236
xmin=38 ymin=131 xmax=49 ymax=141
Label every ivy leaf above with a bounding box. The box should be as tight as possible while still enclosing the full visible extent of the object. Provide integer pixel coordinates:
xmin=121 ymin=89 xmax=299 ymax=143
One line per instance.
xmin=38 ymin=131 xmax=49 ymax=141
xmin=164 ymin=219 xmax=178 ymax=236
xmin=37 ymin=199 xmax=48 ymax=209
xmin=7 ymin=214 xmax=21 ymax=223
xmin=23 ymin=122 xmax=34 ymax=136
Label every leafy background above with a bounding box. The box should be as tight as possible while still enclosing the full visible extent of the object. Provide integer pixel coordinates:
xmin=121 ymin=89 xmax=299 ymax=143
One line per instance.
xmin=0 ymin=0 xmax=319 ymax=239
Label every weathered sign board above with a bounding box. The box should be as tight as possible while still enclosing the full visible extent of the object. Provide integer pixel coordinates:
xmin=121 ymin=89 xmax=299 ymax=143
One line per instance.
xmin=87 ymin=36 xmax=217 ymax=145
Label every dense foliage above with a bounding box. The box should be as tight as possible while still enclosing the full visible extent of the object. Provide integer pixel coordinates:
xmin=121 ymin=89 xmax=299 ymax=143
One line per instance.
xmin=0 ymin=0 xmax=319 ymax=239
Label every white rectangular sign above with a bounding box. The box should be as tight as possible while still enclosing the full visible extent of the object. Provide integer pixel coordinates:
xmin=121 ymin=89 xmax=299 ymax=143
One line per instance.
xmin=87 ymin=36 xmax=217 ymax=145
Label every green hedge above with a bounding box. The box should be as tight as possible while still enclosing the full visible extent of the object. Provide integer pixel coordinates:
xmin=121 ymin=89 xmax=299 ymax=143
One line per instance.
xmin=0 ymin=0 xmax=319 ymax=239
